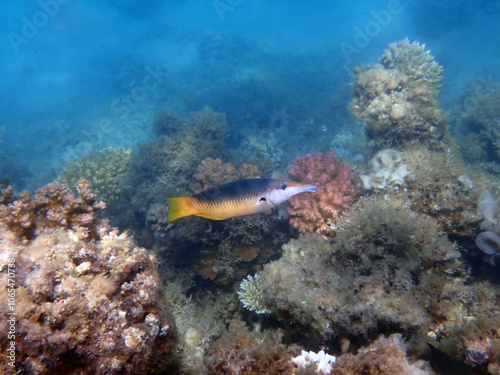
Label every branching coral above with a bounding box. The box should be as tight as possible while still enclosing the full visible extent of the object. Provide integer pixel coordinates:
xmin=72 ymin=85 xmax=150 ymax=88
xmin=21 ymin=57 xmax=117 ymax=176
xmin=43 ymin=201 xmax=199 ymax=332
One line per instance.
xmin=349 ymin=39 xmax=449 ymax=150
xmin=287 ymin=152 xmax=358 ymax=236
xmin=55 ymin=147 xmax=132 ymax=203
xmin=0 ymin=180 xmax=105 ymax=240
xmin=0 ymin=182 xmax=174 ymax=375
xmin=379 ymin=38 xmax=443 ymax=86
xmin=237 ymin=274 xmax=270 ymax=314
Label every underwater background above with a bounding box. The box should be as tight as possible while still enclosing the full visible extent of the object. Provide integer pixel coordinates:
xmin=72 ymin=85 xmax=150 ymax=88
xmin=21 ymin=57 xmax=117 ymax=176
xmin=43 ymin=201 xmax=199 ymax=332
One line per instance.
xmin=1 ymin=0 xmax=500 ymax=374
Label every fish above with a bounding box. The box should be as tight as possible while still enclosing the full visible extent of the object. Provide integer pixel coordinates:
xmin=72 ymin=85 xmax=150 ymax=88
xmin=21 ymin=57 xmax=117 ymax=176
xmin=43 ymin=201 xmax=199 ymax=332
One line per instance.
xmin=165 ymin=178 xmax=316 ymax=222
xmin=427 ymin=343 xmax=474 ymax=375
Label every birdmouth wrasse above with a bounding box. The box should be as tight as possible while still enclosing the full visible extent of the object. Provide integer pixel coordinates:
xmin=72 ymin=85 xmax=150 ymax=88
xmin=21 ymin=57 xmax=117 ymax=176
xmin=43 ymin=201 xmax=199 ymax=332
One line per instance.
xmin=166 ymin=178 xmax=317 ymax=222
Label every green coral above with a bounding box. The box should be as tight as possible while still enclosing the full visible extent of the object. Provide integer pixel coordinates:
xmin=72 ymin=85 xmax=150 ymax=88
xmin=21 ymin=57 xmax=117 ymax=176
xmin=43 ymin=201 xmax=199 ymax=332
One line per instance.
xmin=55 ymin=147 xmax=132 ymax=203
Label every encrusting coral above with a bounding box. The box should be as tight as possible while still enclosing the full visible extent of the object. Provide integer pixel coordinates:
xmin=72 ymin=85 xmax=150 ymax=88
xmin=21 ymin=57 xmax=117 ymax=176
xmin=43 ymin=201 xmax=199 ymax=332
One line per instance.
xmin=0 ymin=181 xmax=175 ymax=374
xmin=349 ymin=38 xmax=449 ymax=150
xmin=287 ymin=152 xmax=358 ymax=236
xmin=55 ymin=147 xmax=132 ymax=203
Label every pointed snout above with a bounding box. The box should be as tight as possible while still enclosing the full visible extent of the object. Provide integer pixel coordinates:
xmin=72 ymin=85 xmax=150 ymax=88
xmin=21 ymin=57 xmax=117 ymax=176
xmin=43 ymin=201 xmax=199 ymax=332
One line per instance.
xmin=287 ymin=181 xmax=317 ymax=194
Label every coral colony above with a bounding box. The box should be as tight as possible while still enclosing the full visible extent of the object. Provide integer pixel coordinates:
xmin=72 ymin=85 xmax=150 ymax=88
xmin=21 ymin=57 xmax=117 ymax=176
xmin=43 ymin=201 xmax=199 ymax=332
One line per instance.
xmin=287 ymin=152 xmax=358 ymax=236
xmin=2 ymin=38 xmax=500 ymax=375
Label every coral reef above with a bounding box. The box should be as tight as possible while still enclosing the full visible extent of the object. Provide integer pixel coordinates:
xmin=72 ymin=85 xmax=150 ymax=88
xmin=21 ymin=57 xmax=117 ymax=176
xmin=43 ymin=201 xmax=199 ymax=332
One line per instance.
xmin=329 ymin=125 xmax=369 ymax=161
xmin=349 ymin=39 xmax=449 ymax=150
xmin=237 ymin=274 xmax=270 ymax=314
xmin=331 ymin=334 xmax=432 ymax=375
xmin=292 ymin=350 xmax=336 ymax=374
xmin=238 ymin=193 xmax=500 ymax=372
xmin=189 ymin=158 xmax=261 ymax=194
xmin=123 ymin=107 xmax=228 ymax=213
xmin=153 ymin=108 xmax=186 ymax=136
xmin=360 ymin=145 xmax=493 ymax=237
xmin=154 ymin=107 xmax=228 ymax=154
xmin=475 ymin=190 xmax=500 ymax=262
xmin=398 ymin=146 xmax=491 ymax=235
xmin=0 ymin=180 xmax=105 ymax=240
xmin=160 ymin=268 xmax=234 ymax=375
xmin=207 ymin=320 xmax=296 ymax=375
xmin=55 ymin=147 xmax=132 ymax=203
xmin=0 ymin=182 xmax=174 ymax=375
xmin=359 ymin=149 xmax=411 ymax=190
xmin=379 ymin=38 xmax=443 ymax=86
xmin=241 ymin=196 xmax=464 ymax=338
xmin=287 ymin=152 xmax=358 ymax=236
xmin=240 ymin=131 xmax=284 ymax=170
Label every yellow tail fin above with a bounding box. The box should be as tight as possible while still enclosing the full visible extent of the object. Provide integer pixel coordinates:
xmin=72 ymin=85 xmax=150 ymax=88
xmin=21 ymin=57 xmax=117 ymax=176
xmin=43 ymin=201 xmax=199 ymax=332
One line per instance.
xmin=166 ymin=197 xmax=196 ymax=222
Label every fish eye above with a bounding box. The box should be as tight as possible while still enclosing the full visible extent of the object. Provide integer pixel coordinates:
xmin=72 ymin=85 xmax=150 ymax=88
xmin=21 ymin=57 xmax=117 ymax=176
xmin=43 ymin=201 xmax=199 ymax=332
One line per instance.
xmin=280 ymin=183 xmax=287 ymax=190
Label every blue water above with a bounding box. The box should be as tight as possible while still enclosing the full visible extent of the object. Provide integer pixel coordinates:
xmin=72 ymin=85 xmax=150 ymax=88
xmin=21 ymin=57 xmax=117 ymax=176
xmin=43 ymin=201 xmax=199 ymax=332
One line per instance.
xmin=3 ymin=2 xmax=500 ymax=374
xmin=1 ymin=0 xmax=498 ymax=190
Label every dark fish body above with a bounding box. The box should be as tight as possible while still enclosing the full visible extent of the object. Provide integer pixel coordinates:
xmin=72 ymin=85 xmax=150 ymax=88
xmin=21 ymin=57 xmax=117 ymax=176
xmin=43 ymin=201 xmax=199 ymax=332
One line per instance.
xmin=166 ymin=178 xmax=316 ymax=222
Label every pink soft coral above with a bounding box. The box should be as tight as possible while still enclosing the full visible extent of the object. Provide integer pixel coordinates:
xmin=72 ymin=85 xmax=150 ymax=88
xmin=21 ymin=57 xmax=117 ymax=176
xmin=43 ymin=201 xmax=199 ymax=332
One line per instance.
xmin=287 ymin=152 xmax=358 ymax=236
